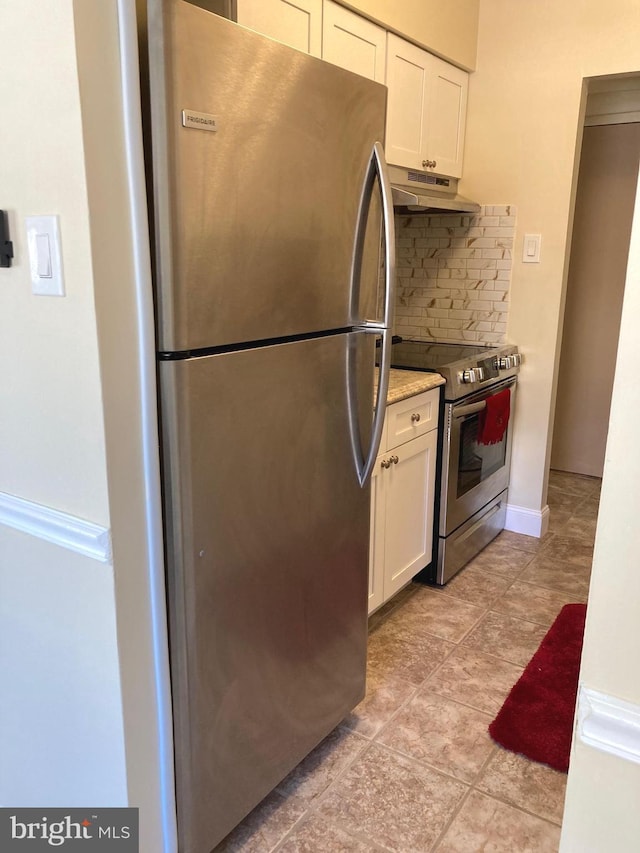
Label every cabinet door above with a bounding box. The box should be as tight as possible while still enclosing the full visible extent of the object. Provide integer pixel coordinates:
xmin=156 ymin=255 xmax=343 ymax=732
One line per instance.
xmin=383 ymin=429 xmax=437 ymax=600
xmin=368 ymin=452 xmax=387 ymax=615
xmin=385 ymin=33 xmax=469 ymax=178
xmin=322 ymin=1 xmax=386 ymax=82
xmin=426 ymin=56 xmax=468 ymax=179
xmin=236 ymin=0 xmax=322 ymax=56
xmin=385 ymin=33 xmax=430 ymax=170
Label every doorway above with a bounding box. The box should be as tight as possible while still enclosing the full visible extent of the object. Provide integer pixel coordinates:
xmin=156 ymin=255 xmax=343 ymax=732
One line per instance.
xmin=551 ymin=79 xmax=640 ymax=478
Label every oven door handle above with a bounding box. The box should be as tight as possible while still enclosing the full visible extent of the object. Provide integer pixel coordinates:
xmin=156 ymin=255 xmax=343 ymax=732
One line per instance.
xmin=452 ymin=378 xmax=517 ymax=420
xmin=453 ymin=400 xmax=487 ymax=419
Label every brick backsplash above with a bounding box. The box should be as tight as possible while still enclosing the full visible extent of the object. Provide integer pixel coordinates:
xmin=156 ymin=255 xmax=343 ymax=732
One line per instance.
xmin=394 ymin=205 xmax=515 ymax=344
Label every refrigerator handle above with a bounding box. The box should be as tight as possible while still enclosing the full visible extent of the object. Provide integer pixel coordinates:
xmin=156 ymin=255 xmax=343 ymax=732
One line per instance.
xmin=349 ymin=142 xmax=396 ymax=486
xmin=350 ymin=142 xmax=397 ymax=328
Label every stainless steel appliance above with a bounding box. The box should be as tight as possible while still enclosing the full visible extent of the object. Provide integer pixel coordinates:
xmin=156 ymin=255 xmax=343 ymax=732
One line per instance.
xmin=388 ymin=340 xmax=521 ymax=584
xmin=144 ymin=3 xmax=395 ymax=852
xmin=389 ymin=165 xmax=481 ymax=215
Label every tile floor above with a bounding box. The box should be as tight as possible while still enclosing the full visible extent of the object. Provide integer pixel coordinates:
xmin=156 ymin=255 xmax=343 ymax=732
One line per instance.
xmin=216 ymin=470 xmax=599 ymax=852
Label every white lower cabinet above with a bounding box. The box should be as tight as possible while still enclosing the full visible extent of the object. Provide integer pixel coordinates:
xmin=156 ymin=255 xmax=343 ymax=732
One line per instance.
xmin=368 ymin=389 xmax=439 ymax=615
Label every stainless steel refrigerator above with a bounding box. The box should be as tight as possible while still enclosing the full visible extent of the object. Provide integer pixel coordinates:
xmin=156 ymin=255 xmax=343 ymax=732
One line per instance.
xmin=145 ymin=2 xmax=395 ymax=850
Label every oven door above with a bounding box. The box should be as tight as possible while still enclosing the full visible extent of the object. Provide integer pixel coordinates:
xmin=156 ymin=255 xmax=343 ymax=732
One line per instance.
xmin=441 ymin=377 xmax=516 ymax=536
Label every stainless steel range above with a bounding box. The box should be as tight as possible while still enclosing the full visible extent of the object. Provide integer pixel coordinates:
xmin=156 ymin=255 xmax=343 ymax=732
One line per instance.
xmin=389 ymin=340 xmax=522 ymax=584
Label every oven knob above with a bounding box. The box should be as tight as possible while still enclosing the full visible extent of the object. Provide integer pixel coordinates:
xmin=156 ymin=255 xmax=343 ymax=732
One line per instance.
xmin=498 ymin=354 xmax=523 ymax=369
xmin=460 ymin=367 xmax=486 ymax=384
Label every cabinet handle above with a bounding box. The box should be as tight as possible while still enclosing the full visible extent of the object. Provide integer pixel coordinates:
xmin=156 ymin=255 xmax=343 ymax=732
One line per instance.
xmin=421 ymin=159 xmax=437 ymax=169
xmin=381 ymin=456 xmax=399 ymax=468
xmin=411 ymin=413 xmax=421 ymax=423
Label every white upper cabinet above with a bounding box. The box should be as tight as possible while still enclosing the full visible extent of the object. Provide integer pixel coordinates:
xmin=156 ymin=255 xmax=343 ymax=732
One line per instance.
xmin=385 ymin=35 xmax=430 ymax=169
xmin=322 ymin=1 xmax=386 ymax=83
xmin=428 ymin=55 xmax=469 ymax=178
xmin=236 ymin=3 xmax=469 ymax=178
xmin=385 ymin=33 xmax=468 ymax=178
xmin=236 ymin=0 xmax=323 ymax=57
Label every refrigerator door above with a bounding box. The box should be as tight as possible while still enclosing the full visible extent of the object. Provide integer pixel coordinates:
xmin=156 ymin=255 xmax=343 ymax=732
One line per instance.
xmin=149 ymin=1 xmax=387 ymax=352
xmin=160 ymin=332 xmax=374 ymax=853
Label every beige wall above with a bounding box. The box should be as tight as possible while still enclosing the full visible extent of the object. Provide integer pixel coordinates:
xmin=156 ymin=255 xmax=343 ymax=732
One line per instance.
xmin=551 ymin=123 xmax=640 ymax=477
xmin=0 ymin=0 xmax=109 ymax=522
xmin=73 ymin=2 xmax=173 ymax=850
xmin=1 ymin=2 xmax=171 ymax=850
xmin=560 ymin=136 xmax=640 ymax=852
xmin=0 ymin=529 xmax=128 ymax=804
xmin=462 ymin=0 xmax=640 ymax=517
xmin=461 ymin=2 xmax=640 ymax=848
xmin=0 ymin=0 xmax=125 ymax=800
xmin=342 ymin=0 xmax=479 ymax=70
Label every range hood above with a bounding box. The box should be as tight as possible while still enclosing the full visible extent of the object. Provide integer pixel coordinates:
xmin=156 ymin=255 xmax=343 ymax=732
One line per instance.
xmin=389 ymin=165 xmax=481 ymax=215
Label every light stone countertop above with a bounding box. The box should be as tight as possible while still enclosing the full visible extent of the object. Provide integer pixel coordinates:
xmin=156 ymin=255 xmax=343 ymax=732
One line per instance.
xmin=374 ymin=367 xmax=445 ymax=405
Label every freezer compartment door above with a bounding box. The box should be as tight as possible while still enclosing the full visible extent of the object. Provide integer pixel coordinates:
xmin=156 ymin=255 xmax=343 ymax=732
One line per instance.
xmin=160 ymin=333 xmax=374 ymax=852
xmin=150 ymin=3 xmax=387 ymax=351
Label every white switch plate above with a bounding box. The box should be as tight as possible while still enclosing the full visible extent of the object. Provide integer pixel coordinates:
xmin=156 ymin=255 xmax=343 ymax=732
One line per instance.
xmin=522 ymin=233 xmax=541 ymax=263
xmin=26 ymin=215 xmax=65 ymax=296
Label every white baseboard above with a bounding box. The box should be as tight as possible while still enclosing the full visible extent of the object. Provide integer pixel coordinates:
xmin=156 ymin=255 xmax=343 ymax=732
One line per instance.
xmin=578 ymin=686 xmax=640 ymax=766
xmin=504 ymin=503 xmax=550 ymax=538
xmin=0 ymin=491 xmax=112 ymax=563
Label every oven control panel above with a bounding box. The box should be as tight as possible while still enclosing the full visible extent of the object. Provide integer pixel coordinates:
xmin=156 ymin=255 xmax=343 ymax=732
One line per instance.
xmin=482 ymin=356 xmax=500 ymax=379
xmin=385 ymin=339 xmax=522 ymax=402
xmin=453 ymin=347 xmax=522 ymax=399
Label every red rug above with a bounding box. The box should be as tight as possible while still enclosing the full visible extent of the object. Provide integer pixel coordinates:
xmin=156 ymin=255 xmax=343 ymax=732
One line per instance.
xmin=488 ymin=602 xmax=587 ymax=772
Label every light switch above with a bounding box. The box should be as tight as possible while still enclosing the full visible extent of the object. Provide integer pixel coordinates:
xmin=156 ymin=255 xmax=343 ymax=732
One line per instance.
xmin=522 ymin=233 xmax=541 ymax=263
xmin=35 ymin=233 xmax=52 ymax=277
xmin=26 ymin=215 xmax=65 ymax=296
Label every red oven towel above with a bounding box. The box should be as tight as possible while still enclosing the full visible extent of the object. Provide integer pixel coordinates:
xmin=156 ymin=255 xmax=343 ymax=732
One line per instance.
xmin=478 ymin=388 xmax=511 ymax=445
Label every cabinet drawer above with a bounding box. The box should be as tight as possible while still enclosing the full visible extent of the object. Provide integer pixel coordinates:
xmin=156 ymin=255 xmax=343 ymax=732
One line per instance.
xmin=385 ymin=388 xmax=439 ymax=450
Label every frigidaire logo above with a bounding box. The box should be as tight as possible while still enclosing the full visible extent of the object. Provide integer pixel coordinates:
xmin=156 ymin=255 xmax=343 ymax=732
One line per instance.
xmin=0 ymin=808 xmax=139 ymax=851
xmin=181 ymin=109 xmax=219 ymax=133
